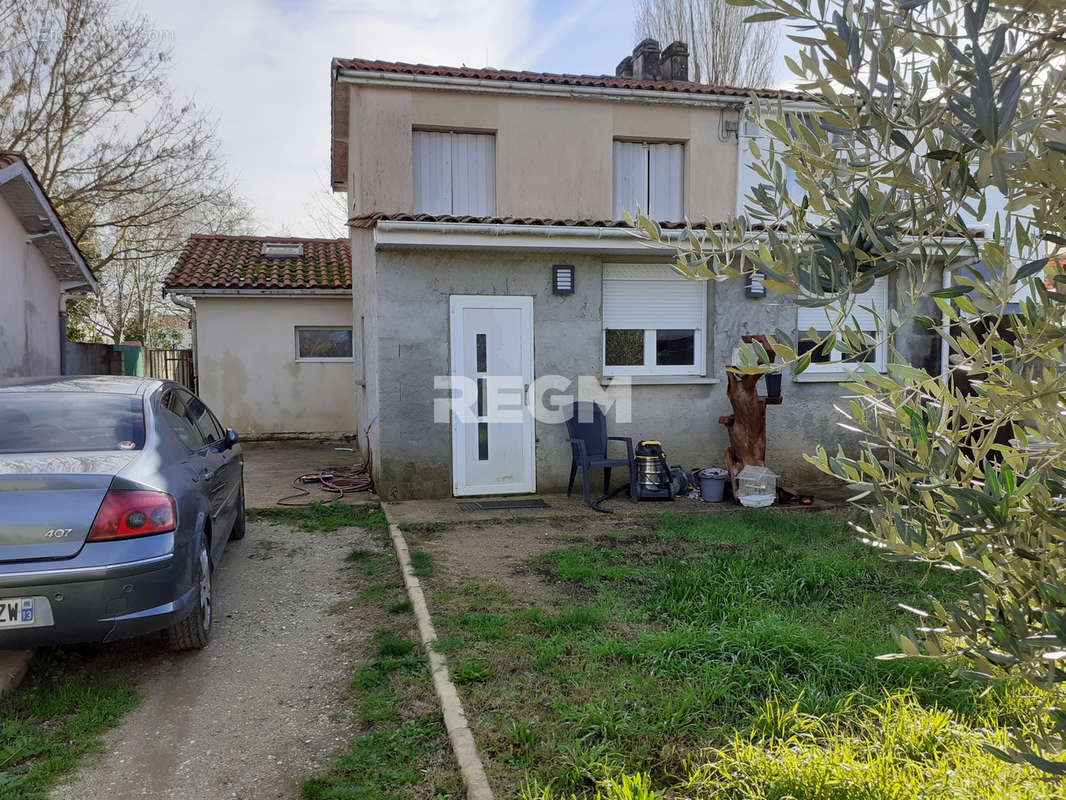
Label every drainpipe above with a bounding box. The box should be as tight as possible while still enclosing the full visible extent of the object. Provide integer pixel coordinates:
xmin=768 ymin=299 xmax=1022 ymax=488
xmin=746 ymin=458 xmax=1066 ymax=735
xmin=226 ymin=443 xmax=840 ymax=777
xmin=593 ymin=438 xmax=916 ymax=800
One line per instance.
xmin=58 ymin=299 xmax=67 ymax=375
xmin=165 ymin=289 xmax=198 ymax=392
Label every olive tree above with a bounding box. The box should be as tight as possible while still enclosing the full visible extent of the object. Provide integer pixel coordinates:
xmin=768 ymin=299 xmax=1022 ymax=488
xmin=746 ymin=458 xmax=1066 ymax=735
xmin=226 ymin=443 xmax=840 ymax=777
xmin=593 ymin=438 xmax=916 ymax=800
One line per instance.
xmin=637 ymin=0 xmax=1066 ymax=771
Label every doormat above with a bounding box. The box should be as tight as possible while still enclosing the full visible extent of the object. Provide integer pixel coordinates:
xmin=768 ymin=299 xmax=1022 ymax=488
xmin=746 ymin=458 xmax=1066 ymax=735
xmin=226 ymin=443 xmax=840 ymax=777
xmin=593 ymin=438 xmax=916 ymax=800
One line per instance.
xmin=456 ymin=499 xmax=551 ymax=512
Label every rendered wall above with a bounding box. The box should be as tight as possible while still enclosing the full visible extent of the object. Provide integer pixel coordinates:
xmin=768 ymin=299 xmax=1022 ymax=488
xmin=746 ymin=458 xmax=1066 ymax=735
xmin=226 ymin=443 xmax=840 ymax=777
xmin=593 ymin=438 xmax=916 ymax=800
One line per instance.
xmin=0 ymin=195 xmax=60 ymax=377
xmin=194 ymin=296 xmax=357 ymax=436
xmin=344 ymin=86 xmax=741 ymax=224
xmin=368 ymin=246 xmax=892 ymax=500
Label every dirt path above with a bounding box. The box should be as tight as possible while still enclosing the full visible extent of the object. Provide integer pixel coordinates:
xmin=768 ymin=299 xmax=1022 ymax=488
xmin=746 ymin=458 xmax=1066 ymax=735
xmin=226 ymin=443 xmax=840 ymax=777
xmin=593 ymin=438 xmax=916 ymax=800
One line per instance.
xmin=50 ymin=519 xmax=382 ymax=800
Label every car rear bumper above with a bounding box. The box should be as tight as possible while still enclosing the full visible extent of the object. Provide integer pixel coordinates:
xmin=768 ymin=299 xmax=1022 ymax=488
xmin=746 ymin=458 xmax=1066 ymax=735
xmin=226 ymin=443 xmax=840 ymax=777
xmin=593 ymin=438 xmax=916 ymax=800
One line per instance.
xmin=0 ymin=550 xmax=196 ymax=649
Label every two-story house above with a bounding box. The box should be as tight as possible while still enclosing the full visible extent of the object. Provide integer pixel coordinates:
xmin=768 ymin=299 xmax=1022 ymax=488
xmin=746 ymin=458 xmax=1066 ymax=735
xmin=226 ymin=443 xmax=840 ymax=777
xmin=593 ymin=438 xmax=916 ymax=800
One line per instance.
xmin=330 ymin=41 xmax=948 ymax=500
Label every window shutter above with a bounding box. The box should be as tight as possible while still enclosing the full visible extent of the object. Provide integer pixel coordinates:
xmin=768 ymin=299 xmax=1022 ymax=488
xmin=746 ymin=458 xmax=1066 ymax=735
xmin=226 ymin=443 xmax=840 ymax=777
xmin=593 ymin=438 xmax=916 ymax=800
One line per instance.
xmin=797 ymin=279 xmax=887 ymax=333
xmin=613 ymin=141 xmax=648 ymax=219
xmin=413 ymin=131 xmax=452 ymax=214
xmin=450 ymin=133 xmax=495 ymax=215
xmin=648 ymin=143 xmax=684 ymax=221
xmin=602 ymin=264 xmax=705 ymax=330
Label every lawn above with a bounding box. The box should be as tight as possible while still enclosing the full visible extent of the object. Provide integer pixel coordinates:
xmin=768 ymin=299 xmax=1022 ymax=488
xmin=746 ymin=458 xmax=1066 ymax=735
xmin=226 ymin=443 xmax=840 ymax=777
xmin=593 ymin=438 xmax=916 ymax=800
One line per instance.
xmin=418 ymin=510 xmax=1059 ymax=799
xmin=0 ymin=650 xmax=138 ymax=799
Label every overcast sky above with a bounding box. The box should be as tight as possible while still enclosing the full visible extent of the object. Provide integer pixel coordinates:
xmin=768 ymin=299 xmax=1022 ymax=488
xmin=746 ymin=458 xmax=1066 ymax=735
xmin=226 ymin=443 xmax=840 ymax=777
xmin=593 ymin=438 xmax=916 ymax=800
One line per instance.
xmin=125 ymin=0 xmax=793 ymax=238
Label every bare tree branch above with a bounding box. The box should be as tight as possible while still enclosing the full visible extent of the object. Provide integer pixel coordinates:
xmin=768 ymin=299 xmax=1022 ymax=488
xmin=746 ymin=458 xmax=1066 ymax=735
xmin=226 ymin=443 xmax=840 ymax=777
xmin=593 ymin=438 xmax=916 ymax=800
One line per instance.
xmin=0 ymin=0 xmax=254 ymax=343
xmin=635 ymin=0 xmax=779 ymax=88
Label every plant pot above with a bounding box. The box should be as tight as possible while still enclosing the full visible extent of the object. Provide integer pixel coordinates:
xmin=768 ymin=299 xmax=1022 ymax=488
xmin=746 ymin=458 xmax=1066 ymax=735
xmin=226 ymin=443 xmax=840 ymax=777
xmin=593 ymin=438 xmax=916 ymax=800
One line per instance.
xmin=764 ymin=372 xmax=782 ymax=398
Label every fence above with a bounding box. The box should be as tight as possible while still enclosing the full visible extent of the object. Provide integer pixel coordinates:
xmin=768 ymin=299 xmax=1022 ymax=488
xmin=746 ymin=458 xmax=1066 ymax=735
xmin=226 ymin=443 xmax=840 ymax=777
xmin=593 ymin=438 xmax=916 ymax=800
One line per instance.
xmin=64 ymin=342 xmax=125 ymax=376
xmin=144 ymin=348 xmax=195 ymax=391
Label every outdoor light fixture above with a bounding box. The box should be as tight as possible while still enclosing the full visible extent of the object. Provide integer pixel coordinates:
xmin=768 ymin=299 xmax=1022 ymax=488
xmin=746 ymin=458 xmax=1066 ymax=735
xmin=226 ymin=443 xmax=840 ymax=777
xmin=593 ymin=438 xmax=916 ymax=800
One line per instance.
xmin=746 ymin=270 xmax=766 ymax=298
xmin=553 ymin=264 xmax=575 ymax=295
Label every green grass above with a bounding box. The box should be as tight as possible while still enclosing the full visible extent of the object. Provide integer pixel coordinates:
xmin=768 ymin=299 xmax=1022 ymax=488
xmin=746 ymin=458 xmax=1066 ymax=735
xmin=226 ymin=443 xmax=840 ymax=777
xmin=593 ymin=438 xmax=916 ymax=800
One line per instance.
xmin=373 ymin=631 xmax=415 ymax=658
xmin=408 ymin=551 xmax=433 ymax=577
xmin=302 ymin=525 xmax=459 ymax=799
xmin=247 ymin=501 xmax=387 ymax=532
xmin=307 ymin=625 xmax=456 ymax=799
xmin=302 ymin=716 xmax=448 ymax=800
xmin=0 ymin=654 xmax=139 ymax=798
xmin=425 ymin=510 xmax=1059 ymax=798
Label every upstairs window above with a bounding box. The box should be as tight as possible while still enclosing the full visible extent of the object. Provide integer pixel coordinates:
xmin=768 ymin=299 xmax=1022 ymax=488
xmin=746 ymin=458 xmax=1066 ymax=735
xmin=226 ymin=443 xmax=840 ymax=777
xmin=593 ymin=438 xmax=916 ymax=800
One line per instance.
xmin=602 ymin=264 xmax=706 ymax=376
xmin=412 ymin=130 xmax=495 ymax=216
xmin=797 ymin=278 xmax=887 ymax=374
xmin=613 ymin=140 xmax=684 ymax=222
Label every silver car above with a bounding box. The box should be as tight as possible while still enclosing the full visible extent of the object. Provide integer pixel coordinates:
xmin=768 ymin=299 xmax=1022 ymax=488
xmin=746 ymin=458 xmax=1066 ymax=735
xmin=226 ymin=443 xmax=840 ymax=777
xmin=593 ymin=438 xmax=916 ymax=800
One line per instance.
xmin=0 ymin=376 xmax=245 ymax=651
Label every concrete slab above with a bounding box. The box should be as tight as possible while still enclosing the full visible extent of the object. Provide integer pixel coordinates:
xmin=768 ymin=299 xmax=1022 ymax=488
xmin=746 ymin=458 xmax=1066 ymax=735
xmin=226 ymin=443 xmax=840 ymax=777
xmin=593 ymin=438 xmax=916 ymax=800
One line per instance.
xmin=384 ymin=491 xmax=845 ymax=528
xmin=0 ymin=649 xmax=30 ymax=697
xmin=241 ymin=440 xmax=378 ymax=509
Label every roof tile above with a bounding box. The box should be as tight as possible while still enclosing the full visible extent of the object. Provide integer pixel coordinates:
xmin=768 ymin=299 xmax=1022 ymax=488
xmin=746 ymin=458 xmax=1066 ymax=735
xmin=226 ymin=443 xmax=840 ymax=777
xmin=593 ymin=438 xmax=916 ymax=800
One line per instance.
xmin=164 ymin=235 xmax=352 ymax=291
xmin=333 ymin=58 xmax=809 ymax=102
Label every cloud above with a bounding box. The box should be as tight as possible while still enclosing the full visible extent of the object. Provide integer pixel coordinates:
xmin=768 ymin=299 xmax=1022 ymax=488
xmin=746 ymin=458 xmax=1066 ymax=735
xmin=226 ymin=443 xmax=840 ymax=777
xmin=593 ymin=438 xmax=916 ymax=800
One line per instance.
xmin=123 ymin=0 xmax=537 ymax=235
xmin=505 ymin=0 xmax=606 ymax=70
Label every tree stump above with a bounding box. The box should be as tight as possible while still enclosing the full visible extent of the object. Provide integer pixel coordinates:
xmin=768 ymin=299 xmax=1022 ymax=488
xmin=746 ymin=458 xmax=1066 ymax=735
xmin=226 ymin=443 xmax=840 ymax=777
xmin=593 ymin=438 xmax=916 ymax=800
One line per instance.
xmin=718 ymin=335 xmax=781 ymax=499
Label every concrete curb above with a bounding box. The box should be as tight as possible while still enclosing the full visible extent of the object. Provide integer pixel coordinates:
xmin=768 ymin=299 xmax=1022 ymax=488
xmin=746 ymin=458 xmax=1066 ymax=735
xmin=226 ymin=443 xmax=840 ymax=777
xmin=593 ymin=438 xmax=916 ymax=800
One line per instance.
xmin=0 ymin=650 xmax=31 ymax=698
xmin=385 ymin=519 xmax=495 ymax=800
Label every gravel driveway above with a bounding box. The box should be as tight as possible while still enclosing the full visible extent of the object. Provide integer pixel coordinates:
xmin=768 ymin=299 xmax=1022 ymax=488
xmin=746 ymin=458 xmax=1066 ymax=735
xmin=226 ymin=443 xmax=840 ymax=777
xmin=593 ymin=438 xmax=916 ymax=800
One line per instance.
xmin=50 ymin=518 xmax=383 ymax=800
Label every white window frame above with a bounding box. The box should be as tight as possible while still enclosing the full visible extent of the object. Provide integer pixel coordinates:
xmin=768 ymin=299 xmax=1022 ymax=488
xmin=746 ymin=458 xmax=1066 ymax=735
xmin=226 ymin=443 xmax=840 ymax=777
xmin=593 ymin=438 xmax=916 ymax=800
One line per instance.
xmin=612 ymin=140 xmax=685 ymax=222
xmin=412 ymin=128 xmax=496 ymax=216
xmin=601 ymin=263 xmax=706 ymax=377
xmin=796 ymin=277 xmax=888 ymax=377
xmin=294 ymin=326 xmax=354 ymax=363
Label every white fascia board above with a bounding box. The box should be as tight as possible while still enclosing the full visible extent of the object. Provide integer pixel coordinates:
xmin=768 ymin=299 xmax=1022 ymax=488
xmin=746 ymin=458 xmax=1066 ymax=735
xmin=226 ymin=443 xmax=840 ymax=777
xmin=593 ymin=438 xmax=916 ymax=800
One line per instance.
xmin=336 ymin=69 xmax=749 ymax=110
xmin=371 ymin=219 xmax=980 ymax=257
xmin=0 ymin=161 xmax=99 ymax=294
xmin=164 ymin=287 xmax=353 ymax=298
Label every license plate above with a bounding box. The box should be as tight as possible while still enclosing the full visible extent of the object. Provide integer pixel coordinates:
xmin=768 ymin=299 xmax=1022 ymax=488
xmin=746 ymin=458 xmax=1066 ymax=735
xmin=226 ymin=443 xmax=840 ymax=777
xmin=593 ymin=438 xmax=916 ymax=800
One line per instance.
xmin=0 ymin=597 xmax=35 ymax=628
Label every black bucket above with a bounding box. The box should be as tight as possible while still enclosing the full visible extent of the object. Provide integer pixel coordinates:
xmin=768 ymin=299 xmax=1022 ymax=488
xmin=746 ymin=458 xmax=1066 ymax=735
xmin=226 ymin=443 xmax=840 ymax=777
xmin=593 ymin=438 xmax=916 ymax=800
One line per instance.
xmin=765 ymin=372 xmax=782 ymax=398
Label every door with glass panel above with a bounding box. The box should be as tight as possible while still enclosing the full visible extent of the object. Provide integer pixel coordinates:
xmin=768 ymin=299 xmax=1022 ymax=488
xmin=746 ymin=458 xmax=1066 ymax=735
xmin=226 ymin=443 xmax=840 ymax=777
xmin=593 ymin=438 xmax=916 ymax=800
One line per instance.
xmin=449 ymin=295 xmax=535 ymax=496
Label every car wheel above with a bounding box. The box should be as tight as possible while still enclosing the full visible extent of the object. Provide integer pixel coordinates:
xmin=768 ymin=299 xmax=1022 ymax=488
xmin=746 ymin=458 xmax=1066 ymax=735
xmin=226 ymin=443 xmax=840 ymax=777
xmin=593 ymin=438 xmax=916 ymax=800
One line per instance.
xmin=230 ymin=484 xmax=246 ymax=541
xmin=166 ymin=540 xmax=212 ymax=651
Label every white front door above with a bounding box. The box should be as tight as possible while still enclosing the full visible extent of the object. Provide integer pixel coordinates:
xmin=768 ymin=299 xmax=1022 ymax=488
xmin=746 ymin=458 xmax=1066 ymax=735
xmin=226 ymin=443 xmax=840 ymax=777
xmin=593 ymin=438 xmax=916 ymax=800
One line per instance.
xmin=449 ymin=295 xmax=535 ymax=496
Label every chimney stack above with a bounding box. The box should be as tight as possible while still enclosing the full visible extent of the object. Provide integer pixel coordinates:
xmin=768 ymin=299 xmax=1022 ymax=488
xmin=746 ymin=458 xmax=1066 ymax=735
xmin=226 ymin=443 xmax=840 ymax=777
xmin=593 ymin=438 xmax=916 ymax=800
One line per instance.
xmin=614 ymin=55 xmax=633 ymax=79
xmin=659 ymin=40 xmax=689 ymax=82
xmin=630 ymin=38 xmax=661 ymax=81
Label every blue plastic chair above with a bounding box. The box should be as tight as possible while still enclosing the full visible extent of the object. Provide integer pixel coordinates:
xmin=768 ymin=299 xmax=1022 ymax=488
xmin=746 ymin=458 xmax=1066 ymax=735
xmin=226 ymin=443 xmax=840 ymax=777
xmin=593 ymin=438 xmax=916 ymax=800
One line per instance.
xmin=564 ymin=403 xmax=638 ymax=506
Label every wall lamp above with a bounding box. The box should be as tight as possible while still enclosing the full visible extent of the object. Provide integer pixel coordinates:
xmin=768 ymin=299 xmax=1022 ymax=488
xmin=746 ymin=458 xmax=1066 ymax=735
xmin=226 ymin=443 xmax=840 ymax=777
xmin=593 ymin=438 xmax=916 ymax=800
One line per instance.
xmin=552 ymin=264 xmax=575 ymax=295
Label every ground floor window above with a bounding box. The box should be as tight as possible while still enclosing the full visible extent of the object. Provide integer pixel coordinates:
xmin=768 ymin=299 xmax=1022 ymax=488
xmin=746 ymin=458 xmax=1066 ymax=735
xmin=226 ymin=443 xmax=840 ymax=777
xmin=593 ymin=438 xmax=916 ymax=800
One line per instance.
xmin=602 ymin=263 xmax=707 ymax=376
xmin=796 ymin=277 xmax=887 ymax=373
xmin=295 ymin=327 xmax=353 ymax=361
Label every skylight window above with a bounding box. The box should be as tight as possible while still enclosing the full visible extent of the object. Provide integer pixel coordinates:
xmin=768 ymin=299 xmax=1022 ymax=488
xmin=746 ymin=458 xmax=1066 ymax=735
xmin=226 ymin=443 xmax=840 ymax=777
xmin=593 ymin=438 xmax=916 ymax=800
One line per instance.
xmin=260 ymin=242 xmax=304 ymax=258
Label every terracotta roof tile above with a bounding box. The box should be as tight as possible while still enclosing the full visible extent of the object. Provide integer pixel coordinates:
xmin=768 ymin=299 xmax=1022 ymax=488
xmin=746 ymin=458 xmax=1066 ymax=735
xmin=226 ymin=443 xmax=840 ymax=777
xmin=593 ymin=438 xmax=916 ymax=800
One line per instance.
xmin=349 ymin=212 xmax=986 ymax=240
xmin=333 ymin=58 xmax=809 ymax=102
xmin=164 ymin=235 xmax=351 ymax=291
xmin=0 ymin=151 xmax=23 ymax=169
xmin=349 ymin=212 xmax=702 ymax=230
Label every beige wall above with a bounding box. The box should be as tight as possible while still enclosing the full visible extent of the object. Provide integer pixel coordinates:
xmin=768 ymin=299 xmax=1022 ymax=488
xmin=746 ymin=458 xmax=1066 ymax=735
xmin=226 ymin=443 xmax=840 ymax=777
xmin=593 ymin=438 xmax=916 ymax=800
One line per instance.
xmin=194 ymin=296 xmax=357 ymax=436
xmin=0 ymin=194 xmax=60 ymax=377
xmin=344 ymin=86 xmax=741 ymax=223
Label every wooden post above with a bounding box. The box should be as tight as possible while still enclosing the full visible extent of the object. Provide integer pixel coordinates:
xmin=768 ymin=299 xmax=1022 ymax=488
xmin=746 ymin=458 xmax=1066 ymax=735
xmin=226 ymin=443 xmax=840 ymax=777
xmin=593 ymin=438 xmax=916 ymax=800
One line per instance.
xmin=717 ymin=335 xmax=782 ymax=500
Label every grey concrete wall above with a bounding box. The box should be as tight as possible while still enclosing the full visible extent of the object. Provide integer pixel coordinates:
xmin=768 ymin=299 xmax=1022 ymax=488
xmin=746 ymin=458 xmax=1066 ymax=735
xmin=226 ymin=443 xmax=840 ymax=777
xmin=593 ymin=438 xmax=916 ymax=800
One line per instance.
xmin=0 ymin=194 xmax=60 ymax=377
xmin=370 ymin=247 xmax=879 ymax=500
xmin=351 ymin=229 xmax=381 ymax=467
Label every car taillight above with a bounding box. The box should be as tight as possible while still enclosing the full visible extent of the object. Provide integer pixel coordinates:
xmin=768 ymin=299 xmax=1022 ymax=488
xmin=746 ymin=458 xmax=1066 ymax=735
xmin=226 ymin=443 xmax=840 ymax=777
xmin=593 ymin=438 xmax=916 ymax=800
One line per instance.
xmin=88 ymin=490 xmax=177 ymax=541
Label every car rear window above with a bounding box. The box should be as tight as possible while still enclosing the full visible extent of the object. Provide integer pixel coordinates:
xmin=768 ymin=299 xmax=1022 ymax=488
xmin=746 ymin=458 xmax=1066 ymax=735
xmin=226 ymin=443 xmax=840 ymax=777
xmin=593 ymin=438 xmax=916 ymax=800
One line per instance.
xmin=0 ymin=392 xmax=146 ymax=454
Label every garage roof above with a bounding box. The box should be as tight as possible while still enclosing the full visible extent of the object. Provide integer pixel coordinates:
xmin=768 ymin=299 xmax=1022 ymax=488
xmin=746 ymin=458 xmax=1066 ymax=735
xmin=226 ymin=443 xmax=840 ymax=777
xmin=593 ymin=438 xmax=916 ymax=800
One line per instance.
xmin=164 ymin=234 xmax=352 ymax=293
